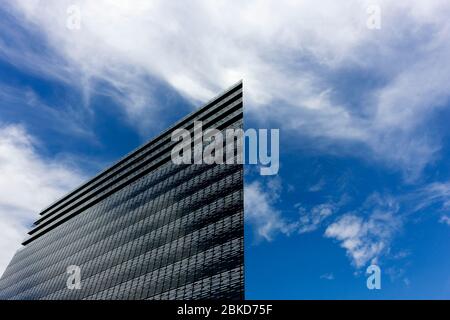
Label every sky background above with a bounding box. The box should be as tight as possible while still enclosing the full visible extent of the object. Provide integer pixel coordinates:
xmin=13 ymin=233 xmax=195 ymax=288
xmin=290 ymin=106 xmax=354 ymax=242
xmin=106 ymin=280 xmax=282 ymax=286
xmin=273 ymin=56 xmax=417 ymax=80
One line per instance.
xmin=0 ymin=0 xmax=449 ymax=299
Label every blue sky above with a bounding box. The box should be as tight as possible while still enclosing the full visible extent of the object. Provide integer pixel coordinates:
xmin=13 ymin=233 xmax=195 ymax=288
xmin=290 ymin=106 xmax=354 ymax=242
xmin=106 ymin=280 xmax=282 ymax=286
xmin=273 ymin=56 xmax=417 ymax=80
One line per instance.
xmin=0 ymin=1 xmax=449 ymax=299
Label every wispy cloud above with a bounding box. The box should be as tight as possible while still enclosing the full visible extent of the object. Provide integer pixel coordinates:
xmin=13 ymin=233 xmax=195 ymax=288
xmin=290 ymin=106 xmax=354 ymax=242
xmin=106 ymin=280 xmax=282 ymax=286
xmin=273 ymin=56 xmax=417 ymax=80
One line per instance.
xmin=246 ymin=178 xmax=340 ymax=240
xmin=247 ymin=177 xmax=449 ymax=268
xmin=244 ymin=179 xmax=296 ymax=241
xmin=439 ymin=215 xmax=450 ymax=226
xmin=4 ymin=0 xmax=450 ymax=178
xmin=0 ymin=124 xmax=85 ymax=276
xmin=325 ymin=194 xmax=402 ymax=268
xmin=308 ymin=178 xmax=326 ymax=192
xmin=296 ymin=203 xmax=336 ymax=234
xmin=0 ymin=84 xmax=96 ymax=141
xmin=412 ymin=182 xmax=450 ymax=212
xmin=320 ymin=273 xmax=335 ymax=280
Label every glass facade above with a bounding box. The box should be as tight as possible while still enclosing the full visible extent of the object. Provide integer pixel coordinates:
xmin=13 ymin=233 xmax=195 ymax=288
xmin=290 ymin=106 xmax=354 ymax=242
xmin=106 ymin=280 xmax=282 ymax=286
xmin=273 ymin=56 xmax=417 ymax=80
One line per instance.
xmin=0 ymin=82 xmax=243 ymax=300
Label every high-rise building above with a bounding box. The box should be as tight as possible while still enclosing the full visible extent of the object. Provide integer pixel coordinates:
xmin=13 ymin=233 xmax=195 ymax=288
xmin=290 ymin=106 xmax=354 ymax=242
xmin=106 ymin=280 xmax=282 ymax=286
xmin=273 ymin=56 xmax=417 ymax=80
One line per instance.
xmin=0 ymin=82 xmax=243 ymax=300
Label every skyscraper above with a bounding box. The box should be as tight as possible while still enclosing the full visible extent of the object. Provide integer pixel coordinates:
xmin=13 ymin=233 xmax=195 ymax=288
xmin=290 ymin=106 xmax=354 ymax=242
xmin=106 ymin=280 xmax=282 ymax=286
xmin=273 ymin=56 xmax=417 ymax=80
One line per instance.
xmin=0 ymin=82 xmax=243 ymax=300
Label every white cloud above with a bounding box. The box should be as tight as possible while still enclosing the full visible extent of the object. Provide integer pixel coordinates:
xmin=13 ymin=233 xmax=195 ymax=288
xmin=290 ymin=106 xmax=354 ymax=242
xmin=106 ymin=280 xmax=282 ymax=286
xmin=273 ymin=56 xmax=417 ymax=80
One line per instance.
xmin=325 ymin=196 xmax=402 ymax=268
xmin=0 ymin=124 xmax=84 ymax=276
xmin=439 ymin=215 xmax=450 ymax=226
xmin=244 ymin=179 xmax=296 ymax=241
xmin=296 ymin=203 xmax=336 ymax=234
xmin=246 ymin=177 xmax=339 ymax=240
xmin=4 ymin=0 xmax=450 ymax=178
xmin=245 ymin=188 xmax=405 ymax=268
